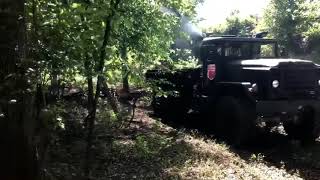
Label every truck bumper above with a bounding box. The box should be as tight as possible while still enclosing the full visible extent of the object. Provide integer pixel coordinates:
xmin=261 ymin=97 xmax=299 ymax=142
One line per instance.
xmin=256 ymin=100 xmax=320 ymax=117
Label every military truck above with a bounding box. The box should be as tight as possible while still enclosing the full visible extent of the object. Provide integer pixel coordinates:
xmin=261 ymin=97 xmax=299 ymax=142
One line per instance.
xmin=146 ymin=35 xmax=320 ymax=145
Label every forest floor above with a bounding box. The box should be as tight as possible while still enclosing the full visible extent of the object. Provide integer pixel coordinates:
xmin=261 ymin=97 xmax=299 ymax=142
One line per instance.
xmin=45 ymin=100 xmax=320 ymax=180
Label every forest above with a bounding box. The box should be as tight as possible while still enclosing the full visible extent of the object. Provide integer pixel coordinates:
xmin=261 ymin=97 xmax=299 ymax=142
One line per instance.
xmin=1 ymin=0 xmax=320 ymax=179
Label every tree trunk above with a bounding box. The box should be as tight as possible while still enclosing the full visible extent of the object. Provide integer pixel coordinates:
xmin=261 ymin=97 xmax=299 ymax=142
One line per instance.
xmin=101 ymin=77 xmax=120 ymax=116
xmin=0 ymin=0 xmax=38 ymax=179
xmin=122 ymin=71 xmax=130 ymax=92
xmin=84 ymin=57 xmax=94 ymax=127
xmin=83 ymin=0 xmax=122 ymax=178
xmin=80 ymin=7 xmax=94 ymax=127
xmin=120 ymin=45 xmax=130 ymax=93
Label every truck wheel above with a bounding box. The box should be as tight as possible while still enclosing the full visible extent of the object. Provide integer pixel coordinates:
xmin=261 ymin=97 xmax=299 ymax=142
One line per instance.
xmin=283 ymin=106 xmax=317 ymax=144
xmin=152 ymin=96 xmax=187 ymax=122
xmin=152 ymin=96 xmax=168 ymax=116
xmin=213 ymin=96 xmax=256 ymax=146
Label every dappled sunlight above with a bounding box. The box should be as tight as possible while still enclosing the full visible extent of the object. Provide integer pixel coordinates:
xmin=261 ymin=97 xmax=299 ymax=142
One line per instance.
xmin=45 ymin=101 xmax=304 ymax=179
xmin=3 ymin=0 xmax=320 ymax=179
xmin=164 ymin=134 xmax=301 ymax=180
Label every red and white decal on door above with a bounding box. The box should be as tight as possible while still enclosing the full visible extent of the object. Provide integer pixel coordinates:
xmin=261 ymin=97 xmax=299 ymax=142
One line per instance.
xmin=207 ymin=64 xmax=216 ymax=80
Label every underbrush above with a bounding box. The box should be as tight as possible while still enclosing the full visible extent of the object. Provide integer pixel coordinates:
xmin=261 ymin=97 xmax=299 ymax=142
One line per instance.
xmin=44 ymin=101 xmax=302 ymax=180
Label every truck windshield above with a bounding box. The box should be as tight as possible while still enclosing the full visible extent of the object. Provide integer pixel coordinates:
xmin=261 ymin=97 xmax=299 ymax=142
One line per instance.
xmin=207 ymin=41 xmax=278 ymax=60
xmin=224 ymin=42 xmax=277 ymax=59
xmin=252 ymin=42 xmax=277 ymax=58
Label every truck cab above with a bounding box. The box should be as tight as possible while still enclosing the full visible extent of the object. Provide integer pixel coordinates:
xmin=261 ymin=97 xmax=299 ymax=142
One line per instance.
xmin=146 ymin=36 xmax=320 ymax=145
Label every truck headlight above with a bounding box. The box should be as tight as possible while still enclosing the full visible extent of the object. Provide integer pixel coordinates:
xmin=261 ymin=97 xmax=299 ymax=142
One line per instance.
xmin=248 ymin=83 xmax=258 ymax=93
xmin=318 ymin=80 xmax=320 ymax=86
xmin=272 ymin=80 xmax=280 ymax=88
xmin=251 ymin=83 xmax=258 ymax=93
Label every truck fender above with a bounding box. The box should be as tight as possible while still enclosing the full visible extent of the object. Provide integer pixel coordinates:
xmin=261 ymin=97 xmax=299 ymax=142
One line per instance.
xmin=209 ymin=82 xmax=256 ymax=104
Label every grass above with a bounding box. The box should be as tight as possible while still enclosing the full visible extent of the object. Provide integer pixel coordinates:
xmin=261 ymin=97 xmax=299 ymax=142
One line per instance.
xmin=45 ymin=102 xmax=304 ymax=180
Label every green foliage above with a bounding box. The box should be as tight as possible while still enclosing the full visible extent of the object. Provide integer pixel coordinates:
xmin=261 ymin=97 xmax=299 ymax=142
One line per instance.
xmin=26 ymin=0 xmax=201 ymax=90
xmin=113 ymin=0 xmax=181 ymax=87
xmin=261 ymin=0 xmax=320 ymax=58
xmin=301 ymin=1 xmax=320 ymax=62
xmin=134 ymin=134 xmax=171 ymax=159
xmin=41 ymin=102 xmax=67 ymax=130
xmin=205 ymin=1 xmax=320 ymax=61
xmin=204 ymin=10 xmax=258 ymax=36
xmin=112 ymin=0 xmax=203 ymax=88
xmin=262 ymin=0 xmax=307 ymax=55
xmin=249 ymin=153 xmax=265 ymax=163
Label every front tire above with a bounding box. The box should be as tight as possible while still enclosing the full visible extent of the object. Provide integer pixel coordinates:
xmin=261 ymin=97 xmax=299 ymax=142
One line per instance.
xmin=283 ymin=106 xmax=318 ymax=144
xmin=213 ymin=96 xmax=257 ymax=146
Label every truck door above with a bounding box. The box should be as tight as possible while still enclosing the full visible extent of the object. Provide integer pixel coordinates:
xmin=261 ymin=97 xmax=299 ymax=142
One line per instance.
xmin=201 ymin=43 xmax=223 ymax=90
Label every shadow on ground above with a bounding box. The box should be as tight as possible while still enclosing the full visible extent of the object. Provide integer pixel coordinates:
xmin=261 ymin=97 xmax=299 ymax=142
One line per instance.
xmin=236 ymin=131 xmax=320 ymax=180
xmin=46 ymin=104 xmax=238 ymax=179
xmin=45 ymin=101 xmax=320 ymax=179
xmin=157 ymin=112 xmax=320 ymax=180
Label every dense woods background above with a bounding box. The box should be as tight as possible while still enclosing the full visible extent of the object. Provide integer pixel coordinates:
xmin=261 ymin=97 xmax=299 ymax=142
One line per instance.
xmin=1 ymin=0 xmax=320 ymax=179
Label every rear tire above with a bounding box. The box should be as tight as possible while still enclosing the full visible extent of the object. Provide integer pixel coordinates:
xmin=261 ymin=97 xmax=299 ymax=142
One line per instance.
xmin=152 ymin=95 xmax=188 ymax=123
xmin=213 ymin=96 xmax=257 ymax=146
